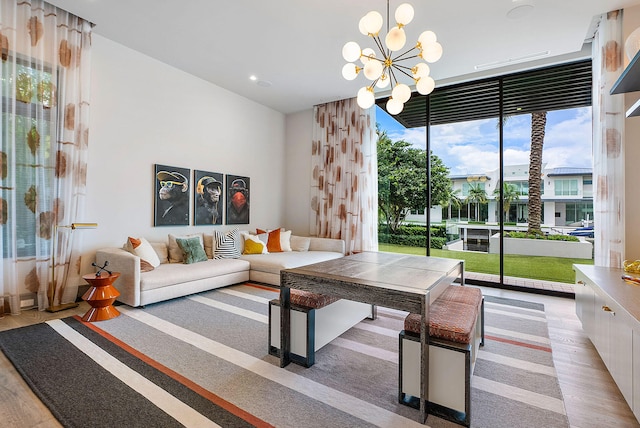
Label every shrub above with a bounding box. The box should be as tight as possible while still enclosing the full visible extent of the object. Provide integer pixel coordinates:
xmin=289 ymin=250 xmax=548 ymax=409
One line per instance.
xmin=503 ymin=231 xmax=580 ymax=242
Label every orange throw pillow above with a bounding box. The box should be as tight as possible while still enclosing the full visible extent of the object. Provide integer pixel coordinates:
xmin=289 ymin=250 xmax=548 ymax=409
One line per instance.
xmin=257 ymin=228 xmax=283 ymax=252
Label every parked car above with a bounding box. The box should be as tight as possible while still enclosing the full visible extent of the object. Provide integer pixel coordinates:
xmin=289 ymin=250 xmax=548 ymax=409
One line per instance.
xmin=569 ymin=226 xmax=594 ymax=238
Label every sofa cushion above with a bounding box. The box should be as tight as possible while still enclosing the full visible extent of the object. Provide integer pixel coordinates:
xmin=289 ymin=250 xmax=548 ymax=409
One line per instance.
xmin=290 ymin=235 xmax=311 ymax=252
xmin=203 ymin=233 xmax=214 ymax=258
xmin=240 ymin=251 xmax=343 ymax=275
xmin=139 ymin=258 xmax=250 ymax=291
xmin=168 ymin=233 xmax=204 ymax=263
xmin=150 ymin=242 xmax=169 ymax=264
xmin=176 ymin=236 xmax=208 ymax=264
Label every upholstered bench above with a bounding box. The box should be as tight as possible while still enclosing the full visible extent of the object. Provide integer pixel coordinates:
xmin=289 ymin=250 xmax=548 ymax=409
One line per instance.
xmin=399 ymin=285 xmax=484 ymax=427
xmin=268 ymin=290 xmax=376 ymax=367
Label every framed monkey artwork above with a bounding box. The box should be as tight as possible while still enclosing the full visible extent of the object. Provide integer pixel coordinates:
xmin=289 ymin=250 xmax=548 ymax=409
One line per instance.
xmin=194 ymin=170 xmax=224 ymax=226
xmin=225 ymin=174 xmax=250 ymax=225
xmin=154 ymin=164 xmax=191 ymax=226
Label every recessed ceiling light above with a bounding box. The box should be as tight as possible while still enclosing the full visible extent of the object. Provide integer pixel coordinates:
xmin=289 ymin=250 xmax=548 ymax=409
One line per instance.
xmin=249 ymin=75 xmax=257 ymax=81
xmin=507 ymin=0 xmax=534 ymax=19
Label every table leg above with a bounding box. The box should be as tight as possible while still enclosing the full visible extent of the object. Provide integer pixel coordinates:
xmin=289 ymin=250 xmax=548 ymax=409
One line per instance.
xmin=420 ymin=292 xmax=429 ymax=423
xmin=280 ymin=285 xmax=291 ymax=368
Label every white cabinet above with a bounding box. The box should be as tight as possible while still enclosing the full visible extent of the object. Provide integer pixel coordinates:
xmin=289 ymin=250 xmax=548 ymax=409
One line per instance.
xmin=574 ymin=265 xmax=640 ymax=421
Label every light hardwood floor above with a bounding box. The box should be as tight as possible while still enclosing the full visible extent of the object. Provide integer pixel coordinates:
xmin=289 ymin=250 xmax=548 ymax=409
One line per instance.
xmin=0 ymin=289 xmax=638 ymax=428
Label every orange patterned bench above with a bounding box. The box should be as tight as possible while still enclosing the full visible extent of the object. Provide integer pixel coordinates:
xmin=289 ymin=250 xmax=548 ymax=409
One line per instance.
xmin=268 ymin=290 xmax=375 ymax=367
xmin=399 ymin=285 xmax=484 ymax=427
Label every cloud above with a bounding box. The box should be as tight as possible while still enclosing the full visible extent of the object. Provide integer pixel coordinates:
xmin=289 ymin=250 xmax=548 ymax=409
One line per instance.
xmin=379 ymin=106 xmax=593 ymax=175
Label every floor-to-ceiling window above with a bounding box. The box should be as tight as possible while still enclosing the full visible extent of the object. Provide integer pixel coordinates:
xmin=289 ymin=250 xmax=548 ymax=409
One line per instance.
xmin=376 ymin=60 xmax=593 ymax=287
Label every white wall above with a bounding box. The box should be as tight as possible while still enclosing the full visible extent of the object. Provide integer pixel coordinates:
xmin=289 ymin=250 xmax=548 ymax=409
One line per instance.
xmin=80 ymin=35 xmax=286 ymax=275
xmin=283 ymin=109 xmax=313 ymax=235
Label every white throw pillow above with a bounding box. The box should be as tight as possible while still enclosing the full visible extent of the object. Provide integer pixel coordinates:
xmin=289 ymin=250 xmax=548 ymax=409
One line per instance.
xmin=124 ymin=237 xmax=161 ymax=268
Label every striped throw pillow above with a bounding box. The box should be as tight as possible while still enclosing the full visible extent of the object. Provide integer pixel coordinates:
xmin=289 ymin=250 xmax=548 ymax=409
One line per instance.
xmin=213 ymin=228 xmax=241 ymax=259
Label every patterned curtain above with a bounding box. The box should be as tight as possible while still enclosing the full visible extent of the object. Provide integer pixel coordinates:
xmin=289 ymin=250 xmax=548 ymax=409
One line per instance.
xmin=0 ymin=0 xmax=92 ymax=313
xmin=592 ymin=10 xmax=625 ymax=268
xmin=310 ymin=99 xmax=378 ymax=254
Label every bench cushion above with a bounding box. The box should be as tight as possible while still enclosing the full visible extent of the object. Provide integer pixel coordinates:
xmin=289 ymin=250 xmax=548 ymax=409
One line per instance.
xmin=438 ymin=285 xmax=482 ymax=306
xmin=405 ymin=299 xmax=478 ymax=344
xmin=290 ymin=289 xmax=340 ymax=309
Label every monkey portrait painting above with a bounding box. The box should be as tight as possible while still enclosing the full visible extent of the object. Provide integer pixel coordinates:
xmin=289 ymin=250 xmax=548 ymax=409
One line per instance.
xmin=226 ymin=174 xmax=250 ymax=225
xmin=194 ymin=170 xmax=224 ymax=225
xmin=154 ymin=164 xmax=190 ymax=226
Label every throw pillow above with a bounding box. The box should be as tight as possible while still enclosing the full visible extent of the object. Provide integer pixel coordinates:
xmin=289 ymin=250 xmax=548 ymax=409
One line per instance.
xmin=168 ymin=233 xmax=204 ymax=263
xmin=256 ymin=228 xmax=292 ymax=252
xmin=213 ymin=228 xmax=241 ymax=259
xmin=176 ymin=236 xmax=208 ymax=264
xmin=241 ymin=232 xmax=268 ymax=254
xmin=290 ymin=235 xmax=311 ymax=252
xmin=124 ymin=236 xmax=161 ymax=268
xmin=140 ymin=259 xmax=155 ymax=272
xmin=203 ymin=233 xmax=214 ymax=259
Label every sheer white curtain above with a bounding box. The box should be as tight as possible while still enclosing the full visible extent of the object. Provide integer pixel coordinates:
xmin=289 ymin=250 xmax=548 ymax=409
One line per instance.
xmin=592 ymin=10 xmax=625 ymax=268
xmin=310 ymin=99 xmax=378 ymax=254
xmin=0 ymin=0 xmax=92 ymax=313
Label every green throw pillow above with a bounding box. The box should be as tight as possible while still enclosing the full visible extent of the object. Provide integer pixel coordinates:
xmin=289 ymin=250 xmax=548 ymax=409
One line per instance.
xmin=176 ymin=236 xmax=208 ymax=264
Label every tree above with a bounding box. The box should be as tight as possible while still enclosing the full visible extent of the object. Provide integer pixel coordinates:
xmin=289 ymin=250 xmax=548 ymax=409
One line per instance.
xmin=377 ymin=128 xmax=451 ymax=232
xmin=465 ymin=183 xmax=488 ymax=221
xmin=438 ymin=187 xmax=462 ymax=220
xmin=527 ymin=111 xmax=547 ymax=235
xmin=493 ymin=183 xmax=520 ymax=222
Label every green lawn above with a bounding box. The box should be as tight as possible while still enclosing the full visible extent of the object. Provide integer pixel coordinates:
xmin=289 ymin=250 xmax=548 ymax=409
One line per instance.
xmin=377 ymin=243 xmax=593 ymax=284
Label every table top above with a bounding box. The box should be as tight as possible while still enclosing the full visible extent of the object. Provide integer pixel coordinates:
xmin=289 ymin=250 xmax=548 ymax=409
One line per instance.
xmin=281 ymin=252 xmax=463 ymax=312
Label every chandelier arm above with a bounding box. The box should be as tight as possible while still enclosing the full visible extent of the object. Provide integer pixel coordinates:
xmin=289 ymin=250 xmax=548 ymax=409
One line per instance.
xmin=371 ymin=35 xmax=387 ymax=58
xmin=390 ymin=64 xmax=415 ymax=80
xmin=392 ymin=50 xmax=421 ymax=62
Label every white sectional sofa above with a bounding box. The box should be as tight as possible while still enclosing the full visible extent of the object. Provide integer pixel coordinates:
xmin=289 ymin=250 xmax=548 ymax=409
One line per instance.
xmin=94 ymin=231 xmax=345 ymax=307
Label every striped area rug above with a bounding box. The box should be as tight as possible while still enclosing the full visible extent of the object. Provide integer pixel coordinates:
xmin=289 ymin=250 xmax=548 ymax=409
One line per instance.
xmin=0 ymin=284 xmax=569 ymax=428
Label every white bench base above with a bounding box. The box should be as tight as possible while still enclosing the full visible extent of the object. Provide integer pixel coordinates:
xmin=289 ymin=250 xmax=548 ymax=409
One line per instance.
xmin=269 ymin=299 xmax=375 ymax=367
xmin=399 ymin=298 xmax=484 ymax=427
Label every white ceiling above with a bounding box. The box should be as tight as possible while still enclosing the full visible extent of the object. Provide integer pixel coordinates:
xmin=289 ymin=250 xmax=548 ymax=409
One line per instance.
xmin=47 ymin=0 xmax=640 ymax=115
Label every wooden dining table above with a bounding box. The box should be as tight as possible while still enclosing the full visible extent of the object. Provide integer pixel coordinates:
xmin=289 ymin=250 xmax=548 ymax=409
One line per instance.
xmin=279 ymin=251 xmax=464 ymax=423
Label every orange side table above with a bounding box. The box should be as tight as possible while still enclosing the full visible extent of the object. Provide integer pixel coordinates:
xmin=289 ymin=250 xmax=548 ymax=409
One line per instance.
xmin=81 ymin=272 xmax=121 ymax=322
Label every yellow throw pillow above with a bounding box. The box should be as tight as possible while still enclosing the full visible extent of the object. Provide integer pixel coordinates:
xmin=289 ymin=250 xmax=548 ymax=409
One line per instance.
xmin=244 ymin=239 xmax=266 ymax=255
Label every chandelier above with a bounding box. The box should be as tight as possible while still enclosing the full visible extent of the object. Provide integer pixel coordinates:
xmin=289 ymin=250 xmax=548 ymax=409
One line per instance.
xmin=341 ymin=2 xmax=443 ymax=115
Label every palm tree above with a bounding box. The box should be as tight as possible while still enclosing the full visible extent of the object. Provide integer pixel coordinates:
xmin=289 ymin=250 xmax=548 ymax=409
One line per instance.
xmin=439 ymin=187 xmax=463 ymax=220
xmin=527 ymin=111 xmax=547 ymax=235
xmin=465 ymin=183 xmax=488 ymax=221
xmin=493 ymin=183 xmax=520 ymax=222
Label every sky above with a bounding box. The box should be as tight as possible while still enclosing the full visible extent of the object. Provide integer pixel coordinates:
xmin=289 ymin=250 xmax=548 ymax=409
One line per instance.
xmin=375 ymin=105 xmax=593 ymax=176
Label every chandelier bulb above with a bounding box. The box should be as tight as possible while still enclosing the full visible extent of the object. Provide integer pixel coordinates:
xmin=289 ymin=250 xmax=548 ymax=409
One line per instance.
xmin=360 ymin=48 xmax=376 ymax=64
xmin=386 ymin=97 xmax=404 ymax=115
xmin=416 ymin=76 xmax=435 ymax=95
xmin=376 ymin=75 xmax=391 ymax=89
xmin=363 ymin=60 xmax=384 ymax=80
xmin=385 ymin=26 xmax=407 ymax=52
xmin=342 ymin=63 xmax=360 ymax=81
xmin=342 ymin=41 xmax=361 ymax=62
xmin=392 ymin=83 xmax=411 ymax=104
xmin=412 ymin=62 xmax=430 ymax=79
xmin=359 ymin=11 xmax=383 ymax=36
xmin=418 ymin=31 xmax=438 ymax=48
xmin=422 ymin=41 xmax=443 ymax=63
xmin=357 ymin=86 xmax=375 ymax=109
xmin=395 ymin=3 xmax=414 ymax=26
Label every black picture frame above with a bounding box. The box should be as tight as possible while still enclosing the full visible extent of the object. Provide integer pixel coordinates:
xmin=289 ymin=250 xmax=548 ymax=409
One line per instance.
xmin=154 ymin=164 xmax=190 ymax=226
xmin=225 ymin=174 xmax=250 ymax=225
xmin=193 ymin=170 xmax=224 ymax=226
